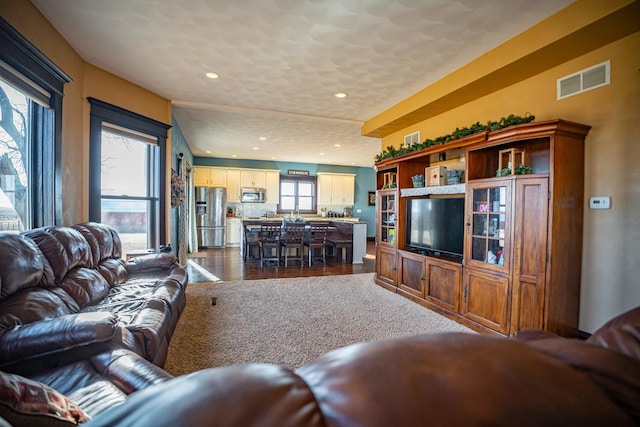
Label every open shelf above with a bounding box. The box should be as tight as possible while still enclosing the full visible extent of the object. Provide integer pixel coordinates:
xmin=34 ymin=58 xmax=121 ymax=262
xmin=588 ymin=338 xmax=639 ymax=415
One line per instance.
xmin=400 ymin=183 xmax=466 ymax=197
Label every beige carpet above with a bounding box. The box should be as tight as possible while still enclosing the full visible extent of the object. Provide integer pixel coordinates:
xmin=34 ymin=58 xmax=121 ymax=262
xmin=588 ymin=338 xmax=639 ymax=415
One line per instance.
xmin=164 ymin=273 xmax=474 ymax=375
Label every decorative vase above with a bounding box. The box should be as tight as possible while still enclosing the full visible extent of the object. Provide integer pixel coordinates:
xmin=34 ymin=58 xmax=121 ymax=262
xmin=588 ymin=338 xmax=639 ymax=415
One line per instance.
xmin=412 ymin=181 xmax=425 ymax=188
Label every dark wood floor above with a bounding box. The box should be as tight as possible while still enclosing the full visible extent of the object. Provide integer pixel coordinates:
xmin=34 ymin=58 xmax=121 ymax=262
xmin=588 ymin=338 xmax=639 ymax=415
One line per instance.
xmin=187 ymin=241 xmax=376 ymax=282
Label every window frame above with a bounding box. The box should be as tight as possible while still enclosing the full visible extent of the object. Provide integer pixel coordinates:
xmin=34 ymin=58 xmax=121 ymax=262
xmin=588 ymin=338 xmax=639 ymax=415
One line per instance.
xmin=0 ymin=17 xmax=71 ymax=227
xmin=88 ymin=97 xmax=171 ymax=245
xmin=278 ymin=175 xmax=317 ymax=214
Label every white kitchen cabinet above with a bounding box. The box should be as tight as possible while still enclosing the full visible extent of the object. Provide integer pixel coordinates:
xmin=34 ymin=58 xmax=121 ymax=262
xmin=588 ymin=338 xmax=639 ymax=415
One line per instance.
xmin=194 ymin=167 xmax=226 ymax=187
xmin=265 ymin=171 xmax=280 ymax=204
xmin=226 ymin=218 xmax=242 ymax=247
xmin=241 ymin=170 xmax=267 ymax=188
xmin=317 ymin=173 xmax=355 ymax=205
xmin=226 ymin=169 xmax=242 ymax=203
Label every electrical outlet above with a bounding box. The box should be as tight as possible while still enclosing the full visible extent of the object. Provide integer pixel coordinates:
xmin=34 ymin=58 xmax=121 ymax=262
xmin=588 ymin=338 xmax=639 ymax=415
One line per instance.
xmin=589 ymin=196 xmax=611 ymax=209
xmin=356 ymin=208 xmax=362 ymax=213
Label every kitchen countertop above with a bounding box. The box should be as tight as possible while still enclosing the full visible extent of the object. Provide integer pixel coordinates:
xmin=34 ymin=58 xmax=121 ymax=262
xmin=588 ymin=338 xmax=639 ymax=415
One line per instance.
xmin=241 ymin=217 xmax=364 ymax=223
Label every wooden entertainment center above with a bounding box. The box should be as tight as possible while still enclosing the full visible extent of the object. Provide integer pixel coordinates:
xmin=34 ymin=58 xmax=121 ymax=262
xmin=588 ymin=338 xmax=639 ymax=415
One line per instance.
xmin=374 ymin=119 xmax=591 ymax=337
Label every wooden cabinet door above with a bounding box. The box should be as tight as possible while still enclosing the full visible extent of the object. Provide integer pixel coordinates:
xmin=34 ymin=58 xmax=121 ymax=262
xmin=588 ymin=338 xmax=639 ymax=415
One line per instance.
xmin=241 ymin=170 xmax=266 ymax=188
xmin=209 ymin=168 xmax=227 ymax=187
xmin=226 ymin=218 xmax=242 ymax=246
xmin=462 ymin=267 xmax=510 ymax=334
xmin=226 ymin=169 xmax=241 ymax=203
xmin=265 ymin=171 xmax=280 ymax=204
xmin=510 ymin=177 xmax=549 ymax=333
xmin=331 ymin=175 xmax=355 ymax=205
xmin=376 ymin=246 xmax=397 ymax=289
xmin=464 ymin=179 xmax=512 ymax=274
xmin=193 ymin=167 xmax=211 ymax=187
xmin=317 ymin=174 xmax=333 ymax=205
xmin=341 ymin=175 xmax=355 ymax=205
xmin=397 ymin=251 xmax=425 ymax=297
xmin=424 ymin=257 xmax=461 ymax=313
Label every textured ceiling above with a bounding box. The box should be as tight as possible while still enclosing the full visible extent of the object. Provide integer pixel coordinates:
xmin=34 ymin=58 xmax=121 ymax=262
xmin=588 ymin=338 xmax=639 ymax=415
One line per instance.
xmin=32 ymin=0 xmax=574 ymax=167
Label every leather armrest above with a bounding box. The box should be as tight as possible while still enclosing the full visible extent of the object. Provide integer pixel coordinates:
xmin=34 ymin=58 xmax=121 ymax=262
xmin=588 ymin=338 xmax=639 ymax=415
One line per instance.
xmin=0 ymin=312 xmax=117 ymax=367
xmin=125 ymin=253 xmax=177 ymax=271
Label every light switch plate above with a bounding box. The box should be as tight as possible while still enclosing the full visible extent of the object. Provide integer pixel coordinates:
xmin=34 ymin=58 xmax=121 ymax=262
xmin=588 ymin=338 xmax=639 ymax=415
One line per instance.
xmin=589 ymin=196 xmax=611 ymax=209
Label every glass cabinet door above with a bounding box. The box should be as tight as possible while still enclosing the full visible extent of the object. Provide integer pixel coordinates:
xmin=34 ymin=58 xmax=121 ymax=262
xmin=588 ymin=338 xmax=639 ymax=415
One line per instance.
xmin=467 ymin=180 xmax=511 ymax=271
xmin=378 ymin=190 xmax=396 ymax=247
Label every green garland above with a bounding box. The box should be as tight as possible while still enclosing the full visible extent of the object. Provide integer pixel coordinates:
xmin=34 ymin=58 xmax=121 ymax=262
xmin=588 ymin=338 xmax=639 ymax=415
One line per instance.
xmin=374 ymin=114 xmax=535 ymax=162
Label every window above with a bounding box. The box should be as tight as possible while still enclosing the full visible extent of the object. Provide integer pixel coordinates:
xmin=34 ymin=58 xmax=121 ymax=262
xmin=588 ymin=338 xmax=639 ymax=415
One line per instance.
xmin=100 ymin=126 xmax=160 ymax=253
xmin=88 ymin=98 xmax=170 ymax=254
xmin=279 ymin=175 xmax=316 ymax=214
xmin=0 ymin=79 xmax=29 ymax=232
xmin=0 ymin=17 xmax=70 ymax=230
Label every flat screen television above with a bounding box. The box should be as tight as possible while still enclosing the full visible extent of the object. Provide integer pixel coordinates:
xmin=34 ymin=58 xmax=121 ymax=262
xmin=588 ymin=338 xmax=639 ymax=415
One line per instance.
xmin=405 ymin=197 xmax=465 ymax=260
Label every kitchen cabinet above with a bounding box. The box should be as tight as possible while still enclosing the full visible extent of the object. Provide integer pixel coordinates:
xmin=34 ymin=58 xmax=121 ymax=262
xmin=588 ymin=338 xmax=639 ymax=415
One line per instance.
xmin=226 ymin=217 xmax=242 ymax=247
xmin=241 ymin=170 xmax=266 ymax=188
xmin=194 ymin=167 xmax=226 ymax=187
xmin=265 ymin=171 xmax=280 ymax=204
xmin=226 ymin=169 xmax=241 ymax=203
xmin=317 ymin=173 xmax=355 ymax=205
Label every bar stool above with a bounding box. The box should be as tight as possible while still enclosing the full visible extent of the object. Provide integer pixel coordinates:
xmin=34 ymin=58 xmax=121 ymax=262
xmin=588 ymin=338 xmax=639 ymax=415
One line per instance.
xmin=243 ymin=224 xmax=260 ymax=262
xmin=304 ymin=222 xmax=329 ymax=266
xmin=259 ymin=223 xmax=281 ymax=267
xmin=326 ymin=238 xmax=353 ymax=263
xmin=279 ymin=223 xmax=306 ymax=267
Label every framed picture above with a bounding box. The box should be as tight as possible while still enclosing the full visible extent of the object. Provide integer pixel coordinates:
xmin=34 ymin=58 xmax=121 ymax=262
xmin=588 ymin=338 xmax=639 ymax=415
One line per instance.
xmin=368 ymin=191 xmax=376 ymax=206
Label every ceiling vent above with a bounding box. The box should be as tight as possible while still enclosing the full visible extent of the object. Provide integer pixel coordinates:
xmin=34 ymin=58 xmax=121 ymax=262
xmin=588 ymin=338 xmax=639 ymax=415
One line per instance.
xmin=557 ymin=60 xmax=610 ymax=100
xmin=404 ymin=131 xmax=420 ymax=147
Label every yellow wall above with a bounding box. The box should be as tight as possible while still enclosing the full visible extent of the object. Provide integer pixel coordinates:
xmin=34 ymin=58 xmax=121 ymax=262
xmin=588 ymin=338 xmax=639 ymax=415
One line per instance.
xmin=365 ymin=1 xmax=640 ymax=332
xmin=0 ymin=0 xmax=172 ymax=236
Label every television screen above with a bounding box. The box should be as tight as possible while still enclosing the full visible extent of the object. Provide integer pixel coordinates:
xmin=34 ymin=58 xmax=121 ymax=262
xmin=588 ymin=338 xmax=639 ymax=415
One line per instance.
xmin=405 ymin=197 xmax=465 ymax=259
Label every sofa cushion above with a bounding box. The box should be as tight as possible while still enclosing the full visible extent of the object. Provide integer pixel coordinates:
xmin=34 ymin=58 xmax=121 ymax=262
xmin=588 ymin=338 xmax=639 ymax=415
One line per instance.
xmin=0 ymin=312 xmax=118 ymax=368
xmin=0 ymin=288 xmax=74 ymax=330
xmin=0 ymin=234 xmax=44 ymax=297
xmin=21 ymin=227 xmax=93 ymax=285
xmin=0 ymin=371 xmax=90 ymax=426
xmin=588 ymin=306 xmax=640 ymax=363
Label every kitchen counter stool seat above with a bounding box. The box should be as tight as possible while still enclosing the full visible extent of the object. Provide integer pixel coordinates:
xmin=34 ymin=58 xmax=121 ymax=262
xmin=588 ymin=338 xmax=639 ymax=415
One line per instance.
xmin=259 ymin=223 xmax=281 ymax=267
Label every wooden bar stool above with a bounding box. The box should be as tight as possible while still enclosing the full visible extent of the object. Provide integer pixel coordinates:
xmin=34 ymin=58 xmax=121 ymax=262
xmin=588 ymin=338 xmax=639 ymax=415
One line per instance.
xmin=259 ymin=223 xmax=281 ymax=267
xmin=326 ymin=238 xmax=353 ymax=263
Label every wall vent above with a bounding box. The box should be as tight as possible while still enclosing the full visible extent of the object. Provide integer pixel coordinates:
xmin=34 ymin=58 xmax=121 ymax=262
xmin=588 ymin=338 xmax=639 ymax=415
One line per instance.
xmin=557 ymin=60 xmax=610 ymax=100
xmin=404 ymin=131 xmax=420 ymax=147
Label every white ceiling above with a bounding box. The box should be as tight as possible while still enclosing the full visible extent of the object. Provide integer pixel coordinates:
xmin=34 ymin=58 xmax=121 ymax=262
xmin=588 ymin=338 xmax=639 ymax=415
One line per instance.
xmin=32 ymin=0 xmax=573 ymax=167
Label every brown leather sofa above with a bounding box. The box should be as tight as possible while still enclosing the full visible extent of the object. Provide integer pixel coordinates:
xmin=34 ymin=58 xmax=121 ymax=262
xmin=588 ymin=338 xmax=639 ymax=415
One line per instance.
xmin=0 ymin=222 xmax=187 ymax=369
xmin=4 ymin=307 xmax=636 ymax=426
xmin=83 ymin=307 xmax=640 ymax=426
xmin=1 ymin=225 xmax=638 ymax=425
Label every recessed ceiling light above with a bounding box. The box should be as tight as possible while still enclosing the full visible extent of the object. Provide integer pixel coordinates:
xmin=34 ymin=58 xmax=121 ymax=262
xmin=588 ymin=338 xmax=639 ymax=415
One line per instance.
xmin=231 ymin=154 xmax=237 ymax=158
xmin=253 ymin=147 xmax=259 ymax=150
xmin=271 ymin=157 xmax=276 ymax=160
xmin=334 ymin=92 xmax=348 ymax=98
xmin=319 ymin=153 xmax=325 ymax=156
xmin=333 ymin=144 xmax=341 ymax=147
xmin=205 ymin=150 xmax=212 ymax=154
xmin=205 ymin=72 xmax=219 ymax=79
xmin=259 ymin=137 xmax=267 ymax=141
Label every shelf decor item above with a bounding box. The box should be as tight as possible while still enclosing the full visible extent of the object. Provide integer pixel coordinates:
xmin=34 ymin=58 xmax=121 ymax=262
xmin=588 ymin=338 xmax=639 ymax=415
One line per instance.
xmin=446 ymin=169 xmax=463 ymax=185
xmin=382 ymin=172 xmax=397 ymax=189
xmin=411 ymin=174 xmax=425 ymax=187
xmin=426 ymin=165 xmax=447 ymax=186
xmin=498 ymin=148 xmax=525 ymax=174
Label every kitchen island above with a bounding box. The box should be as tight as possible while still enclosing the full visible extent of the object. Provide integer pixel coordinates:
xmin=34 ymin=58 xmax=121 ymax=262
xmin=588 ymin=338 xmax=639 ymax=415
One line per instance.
xmin=241 ymin=218 xmax=367 ymax=264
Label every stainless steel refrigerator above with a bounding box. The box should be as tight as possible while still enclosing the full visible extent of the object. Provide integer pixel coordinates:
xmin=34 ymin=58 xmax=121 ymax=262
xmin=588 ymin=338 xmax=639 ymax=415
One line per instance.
xmin=196 ymin=187 xmax=227 ymax=248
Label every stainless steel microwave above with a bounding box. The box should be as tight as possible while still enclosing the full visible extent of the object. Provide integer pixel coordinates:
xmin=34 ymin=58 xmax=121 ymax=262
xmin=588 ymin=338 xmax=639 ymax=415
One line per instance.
xmin=241 ymin=187 xmax=267 ymax=203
